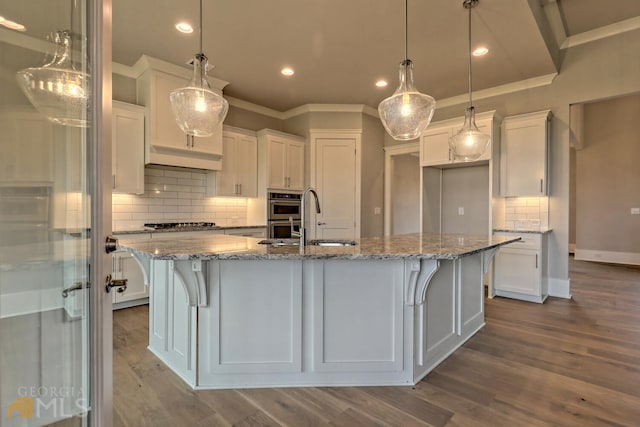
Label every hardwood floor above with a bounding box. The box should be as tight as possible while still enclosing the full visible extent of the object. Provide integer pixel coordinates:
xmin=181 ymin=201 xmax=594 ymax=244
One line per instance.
xmin=113 ymin=258 xmax=640 ymax=426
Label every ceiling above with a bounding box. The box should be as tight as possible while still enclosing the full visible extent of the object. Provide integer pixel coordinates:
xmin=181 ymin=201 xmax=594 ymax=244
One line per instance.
xmin=4 ymin=0 xmax=640 ymax=113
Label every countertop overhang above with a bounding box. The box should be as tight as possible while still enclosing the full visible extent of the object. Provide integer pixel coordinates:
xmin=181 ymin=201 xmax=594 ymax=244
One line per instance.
xmin=119 ymin=232 xmax=521 ymax=261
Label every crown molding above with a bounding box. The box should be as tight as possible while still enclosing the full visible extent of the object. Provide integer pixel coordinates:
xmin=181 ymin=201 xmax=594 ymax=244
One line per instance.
xmin=561 ymin=16 xmax=640 ymax=49
xmin=226 ymin=96 xmax=284 ymax=119
xmin=282 ymin=104 xmax=379 ymax=120
xmin=435 ymin=73 xmax=557 ymax=109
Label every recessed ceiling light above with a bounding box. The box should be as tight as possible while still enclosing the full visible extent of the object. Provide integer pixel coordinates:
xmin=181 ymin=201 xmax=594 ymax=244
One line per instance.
xmin=375 ymin=80 xmax=388 ymax=88
xmin=472 ymin=46 xmax=488 ymax=56
xmin=281 ymin=67 xmax=294 ymax=76
xmin=175 ymin=22 xmax=193 ymax=34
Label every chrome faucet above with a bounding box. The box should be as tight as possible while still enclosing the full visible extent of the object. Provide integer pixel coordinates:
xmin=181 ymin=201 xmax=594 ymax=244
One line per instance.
xmin=292 ymin=187 xmax=321 ymax=246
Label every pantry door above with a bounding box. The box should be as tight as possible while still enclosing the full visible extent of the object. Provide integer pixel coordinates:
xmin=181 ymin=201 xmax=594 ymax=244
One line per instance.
xmin=311 ymin=131 xmax=360 ymax=240
xmin=0 ymin=0 xmax=112 ymax=425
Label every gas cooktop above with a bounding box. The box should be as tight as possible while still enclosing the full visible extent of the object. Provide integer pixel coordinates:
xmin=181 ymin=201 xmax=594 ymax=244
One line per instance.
xmin=143 ymin=222 xmax=217 ymax=230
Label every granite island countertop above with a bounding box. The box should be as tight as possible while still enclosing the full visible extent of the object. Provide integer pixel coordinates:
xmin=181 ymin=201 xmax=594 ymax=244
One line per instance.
xmin=119 ymin=232 xmax=521 ymax=261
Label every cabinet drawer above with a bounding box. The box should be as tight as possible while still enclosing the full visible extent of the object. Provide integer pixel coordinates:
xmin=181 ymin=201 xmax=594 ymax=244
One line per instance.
xmin=494 ymin=232 xmax=541 ymax=250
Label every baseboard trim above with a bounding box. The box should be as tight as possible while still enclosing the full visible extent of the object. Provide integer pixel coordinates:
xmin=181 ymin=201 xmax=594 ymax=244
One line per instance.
xmin=548 ymin=278 xmax=571 ymax=299
xmin=574 ymin=249 xmax=640 ymax=266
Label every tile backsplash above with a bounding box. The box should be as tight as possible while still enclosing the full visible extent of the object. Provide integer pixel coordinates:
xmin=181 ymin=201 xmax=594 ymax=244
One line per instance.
xmin=112 ymin=165 xmax=248 ymax=231
xmin=504 ymin=197 xmax=549 ymax=230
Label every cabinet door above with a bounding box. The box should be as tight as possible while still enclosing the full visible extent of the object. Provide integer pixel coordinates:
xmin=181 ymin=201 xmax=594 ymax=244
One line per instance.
xmin=494 ymin=248 xmax=541 ymax=296
xmin=0 ymin=111 xmax=53 ymax=183
xmin=420 ymin=126 xmax=452 ymax=166
xmin=286 ymin=141 xmax=305 ymax=191
xmin=236 ymin=134 xmax=258 ymax=197
xmin=475 ymin=119 xmax=492 ymax=161
xmin=149 ymin=71 xmax=189 ymax=151
xmin=267 ymin=137 xmax=288 ymax=189
xmin=112 ymin=103 xmax=145 ymax=194
xmin=500 ymin=116 xmax=548 ymax=196
xmin=113 ymin=252 xmax=148 ymax=304
xmin=215 ymin=133 xmax=238 ymax=196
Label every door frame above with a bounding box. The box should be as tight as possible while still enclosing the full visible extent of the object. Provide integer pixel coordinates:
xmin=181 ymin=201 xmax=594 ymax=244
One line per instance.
xmin=309 ymin=129 xmax=361 ymax=239
xmin=383 ymin=142 xmax=420 ymax=236
xmin=89 ymin=0 xmax=113 ymax=424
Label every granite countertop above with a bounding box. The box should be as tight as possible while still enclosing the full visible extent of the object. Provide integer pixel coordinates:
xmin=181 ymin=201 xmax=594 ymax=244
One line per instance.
xmin=493 ymin=228 xmax=553 ymax=234
xmin=113 ymin=225 xmax=267 ymax=235
xmin=119 ymin=232 xmax=521 ymax=261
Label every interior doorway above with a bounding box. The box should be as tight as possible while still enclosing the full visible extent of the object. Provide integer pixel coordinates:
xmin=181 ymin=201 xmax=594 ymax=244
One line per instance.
xmin=384 ymin=143 xmax=420 ymax=236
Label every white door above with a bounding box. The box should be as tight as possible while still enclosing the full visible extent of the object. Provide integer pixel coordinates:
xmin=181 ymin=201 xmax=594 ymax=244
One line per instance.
xmin=0 ymin=0 xmax=111 ymax=425
xmin=315 ymin=138 xmax=357 ymax=239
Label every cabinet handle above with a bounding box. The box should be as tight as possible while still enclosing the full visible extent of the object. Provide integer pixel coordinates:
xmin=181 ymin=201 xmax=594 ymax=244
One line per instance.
xmin=239 ymin=183 xmax=242 ymax=194
xmin=448 ymin=149 xmax=452 ymax=162
xmin=535 ymin=254 xmax=538 ymax=269
xmin=112 ymin=174 xmax=116 ymax=189
xmin=186 ymin=135 xmax=190 ymax=148
xmin=540 ymin=179 xmax=543 ymax=194
xmin=234 ymin=184 xmax=238 ymax=194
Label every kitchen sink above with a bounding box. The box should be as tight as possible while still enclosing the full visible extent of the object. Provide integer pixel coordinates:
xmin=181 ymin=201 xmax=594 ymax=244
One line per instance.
xmin=257 ymin=239 xmax=300 ymax=246
xmin=307 ymin=239 xmax=357 ymax=247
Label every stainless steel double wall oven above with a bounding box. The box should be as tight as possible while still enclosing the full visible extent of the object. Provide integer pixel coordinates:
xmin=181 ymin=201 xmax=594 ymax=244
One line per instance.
xmin=267 ymin=191 xmax=301 ymax=238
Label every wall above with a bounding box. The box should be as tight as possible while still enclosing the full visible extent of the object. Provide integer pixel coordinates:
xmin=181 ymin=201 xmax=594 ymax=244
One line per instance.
xmin=361 ymin=114 xmax=385 ymax=237
xmin=112 ymin=165 xmax=248 ymax=231
xmin=387 ymin=29 xmax=640 ymax=294
xmin=574 ymin=94 xmax=640 ymax=263
xmin=391 ymin=154 xmax=420 ymax=234
xmin=441 ymin=165 xmax=489 ymax=235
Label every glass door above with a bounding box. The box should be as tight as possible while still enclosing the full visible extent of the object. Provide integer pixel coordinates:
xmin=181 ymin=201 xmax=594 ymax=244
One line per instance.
xmin=0 ymin=0 xmax=111 ymax=425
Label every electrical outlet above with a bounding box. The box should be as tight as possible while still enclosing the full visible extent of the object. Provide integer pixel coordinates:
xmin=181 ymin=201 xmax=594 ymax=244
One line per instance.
xmin=458 ymin=207 xmax=464 ymax=216
xmin=631 ymin=208 xmax=640 ymax=215
xmin=374 ymin=207 xmax=381 ymax=215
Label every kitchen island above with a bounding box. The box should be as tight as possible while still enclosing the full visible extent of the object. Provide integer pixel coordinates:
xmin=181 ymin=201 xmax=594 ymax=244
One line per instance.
xmin=120 ymin=233 xmax=518 ymax=389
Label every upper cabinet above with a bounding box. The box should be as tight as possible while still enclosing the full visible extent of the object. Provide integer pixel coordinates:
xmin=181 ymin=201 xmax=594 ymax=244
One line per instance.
xmin=499 ymin=110 xmax=551 ymax=197
xmin=0 ymin=108 xmax=53 ymax=184
xmin=135 ymin=55 xmax=229 ymax=170
xmin=257 ymin=129 xmax=305 ymax=191
xmin=420 ymin=111 xmax=500 ymax=167
xmin=209 ymin=126 xmax=258 ymax=197
xmin=112 ymin=101 xmax=145 ymax=194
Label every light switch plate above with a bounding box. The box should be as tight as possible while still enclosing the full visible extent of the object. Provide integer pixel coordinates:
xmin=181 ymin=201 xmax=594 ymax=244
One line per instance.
xmin=458 ymin=207 xmax=464 ymax=215
xmin=631 ymin=207 xmax=640 ymax=215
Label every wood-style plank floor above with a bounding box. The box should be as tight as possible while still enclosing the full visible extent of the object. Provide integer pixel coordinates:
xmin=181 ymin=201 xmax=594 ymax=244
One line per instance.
xmin=113 ymin=258 xmax=640 ymax=426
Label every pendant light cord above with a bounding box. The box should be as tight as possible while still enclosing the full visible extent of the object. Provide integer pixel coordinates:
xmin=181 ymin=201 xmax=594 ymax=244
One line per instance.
xmin=467 ymin=1 xmax=473 ymax=108
xmin=199 ymin=0 xmax=203 ymax=55
xmin=404 ymin=0 xmax=408 ymax=61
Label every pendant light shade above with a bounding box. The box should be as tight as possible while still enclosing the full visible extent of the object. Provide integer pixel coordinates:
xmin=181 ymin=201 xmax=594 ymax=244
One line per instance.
xmin=378 ymin=60 xmax=436 ymax=141
xmin=170 ymin=0 xmax=228 ymax=137
xmin=449 ymin=0 xmax=489 ymax=161
xmin=378 ymin=0 xmax=436 ymax=141
xmin=16 ymin=30 xmax=90 ymax=127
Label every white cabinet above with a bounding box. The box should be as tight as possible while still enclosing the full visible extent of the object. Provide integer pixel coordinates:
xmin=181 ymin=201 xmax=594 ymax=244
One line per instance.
xmin=112 ymin=250 xmax=148 ymax=307
xmin=420 ymin=111 xmax=498 ymax=167
xmin=112 ymin=101 xmax=145 ymax=194
xmin=135 ymin=55 xmax=228 ymax=170
xmin=210 ymin=127 xmax=258 ymax=197
xmin=500 ymin=110 xmax=551 ymax=196
xmin=0 ymin=108 xmax=53 ymax=184
xmin=493 ymin=232 xmax=548 ymax=303
xmin=257 ymin=129 xmax=305 ymax=191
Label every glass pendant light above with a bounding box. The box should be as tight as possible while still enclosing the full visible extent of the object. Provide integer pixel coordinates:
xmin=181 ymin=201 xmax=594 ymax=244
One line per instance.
xmin=378 ymin=0 xmax=436 ymax=141
xmin=449 ymin=0 xmax=490 ymax=161
xmin=16 ymin=1 xmax=89 ymax=128
xmin=170 ymin=0 xmax=228 ymax=138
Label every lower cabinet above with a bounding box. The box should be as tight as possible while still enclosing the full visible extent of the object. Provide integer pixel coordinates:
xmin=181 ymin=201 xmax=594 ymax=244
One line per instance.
xmin=493 ymin=232 xmax=548 ymax=303
xmin=112 ymin=250 xmax=148 ymax=307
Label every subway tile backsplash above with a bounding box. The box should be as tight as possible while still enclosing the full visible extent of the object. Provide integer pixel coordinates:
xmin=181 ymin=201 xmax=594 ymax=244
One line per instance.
xmin=504 ymin=196 xmax=549 ymax=230
xmin=112 ymin=165 xmax=247 ymax=231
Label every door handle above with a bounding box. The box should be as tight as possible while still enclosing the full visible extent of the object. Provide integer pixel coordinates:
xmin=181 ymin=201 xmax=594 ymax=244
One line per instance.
xmin=105 ymin=236 xmax=119 ymax=254
xmin=62 ymin=282 xmax=90 ymax=298
xmin=105 ymin=274 xmax=128 ymax=293
xmin=317 ymin=221 xmax=326 ymax=226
